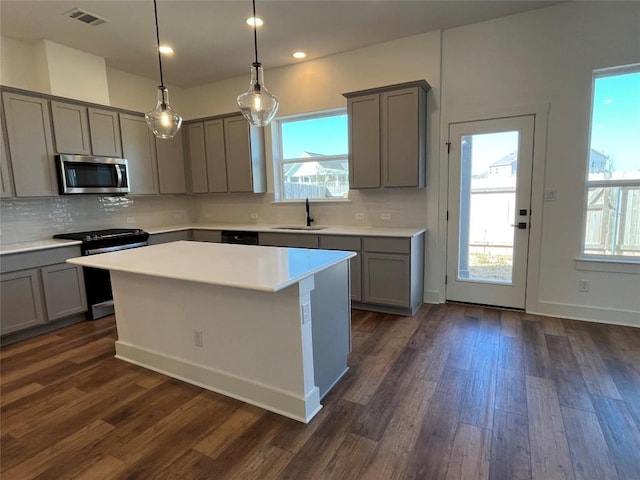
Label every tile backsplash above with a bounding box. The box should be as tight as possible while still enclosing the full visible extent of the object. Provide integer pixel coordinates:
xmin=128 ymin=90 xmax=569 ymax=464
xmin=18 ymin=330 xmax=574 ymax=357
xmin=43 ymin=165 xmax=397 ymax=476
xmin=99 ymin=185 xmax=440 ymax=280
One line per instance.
xmin=0 ymin=195 xmax=194 ymax=244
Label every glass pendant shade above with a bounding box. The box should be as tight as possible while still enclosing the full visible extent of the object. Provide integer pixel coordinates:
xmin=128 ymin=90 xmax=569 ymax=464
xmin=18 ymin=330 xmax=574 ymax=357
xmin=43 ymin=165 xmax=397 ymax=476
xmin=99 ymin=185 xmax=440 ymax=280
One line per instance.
xmin=237 ymin=63 xmax=279 ymax=127
xmin=146 ymin=86 xmax=183 ymax=139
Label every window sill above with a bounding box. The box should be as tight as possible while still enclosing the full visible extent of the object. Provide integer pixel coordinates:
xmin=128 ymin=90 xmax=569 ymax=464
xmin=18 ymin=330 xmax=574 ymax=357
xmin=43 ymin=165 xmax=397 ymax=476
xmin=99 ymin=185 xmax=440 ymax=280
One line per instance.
xmin=575 ymin=258 xmax=640 ymax=274
xmin=272 ymin=198 xmax=353 ymax=205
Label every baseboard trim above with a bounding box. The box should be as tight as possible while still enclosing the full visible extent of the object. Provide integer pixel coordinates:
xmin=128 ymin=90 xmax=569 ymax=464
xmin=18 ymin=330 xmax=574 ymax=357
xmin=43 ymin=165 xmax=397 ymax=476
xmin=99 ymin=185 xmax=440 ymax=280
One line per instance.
xmin=115 ymin=341 xmax=321 ymax=423
xmin=528 ymin=300 xmax=639 ymax=328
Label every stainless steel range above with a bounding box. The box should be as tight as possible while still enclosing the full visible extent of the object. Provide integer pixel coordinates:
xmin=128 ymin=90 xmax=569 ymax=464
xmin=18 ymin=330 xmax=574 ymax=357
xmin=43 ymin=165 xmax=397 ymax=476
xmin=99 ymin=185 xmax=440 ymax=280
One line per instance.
xmin=53 ymin=228 xmax=149 ymax=319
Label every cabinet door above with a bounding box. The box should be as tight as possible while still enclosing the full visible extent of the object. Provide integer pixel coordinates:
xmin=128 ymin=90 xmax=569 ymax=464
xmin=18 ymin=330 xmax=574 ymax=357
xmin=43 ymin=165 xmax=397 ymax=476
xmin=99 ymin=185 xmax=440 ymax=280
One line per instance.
xmin=156 ymin=128 xmax=187 ymax=194
xmin=41 ymin=263 xmax=87 ymax=321
xmin=259 ymin=232 xmax=319 ymax=248
xmin=348 ymin=94 xmax=380 ymax=189
xmin=0 ymin=269 xmax=46 ymax=334
xmin=186 ymin=123 xmax=208 ymax=193
xmin=0 ymin=110 xmax=13 ymax=197
xmin=319 ymin=235 xmax=362 ymax=301
xmin=363 ymin=252 xmax=410 ymax=307
xmin=2 ymin=92 xmax=57 ymax=197
xmin=88 ymin=108 xmax=122 ymax=157
xmin=50 ymin=101 xmax=91 ymax=155
xmin=120 ymin=113 xmax=158 ymax=195
xmin=224 ymin=116 xmax=253 ymax=193
xmin=204 ymin=119 xmax=227 ymax=193
xmin=381 ymin=86 xmax=425 ymax=187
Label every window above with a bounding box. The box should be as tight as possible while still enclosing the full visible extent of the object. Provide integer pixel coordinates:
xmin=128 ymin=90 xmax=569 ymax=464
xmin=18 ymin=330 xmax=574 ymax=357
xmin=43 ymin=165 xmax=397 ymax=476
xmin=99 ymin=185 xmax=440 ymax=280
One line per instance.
xmin=582 ymin=65 xmax=640 ymax=259
xmin=273 ymin=110 xmax=348 ymax=201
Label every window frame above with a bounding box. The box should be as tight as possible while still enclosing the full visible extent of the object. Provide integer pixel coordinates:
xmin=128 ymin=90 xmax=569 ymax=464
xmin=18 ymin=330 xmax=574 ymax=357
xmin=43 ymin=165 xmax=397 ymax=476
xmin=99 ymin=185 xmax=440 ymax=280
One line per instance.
xmin=272 ymin=108 xmax=349 ymax=202
xmin=580 ymin=64 xmax=640 ymax=263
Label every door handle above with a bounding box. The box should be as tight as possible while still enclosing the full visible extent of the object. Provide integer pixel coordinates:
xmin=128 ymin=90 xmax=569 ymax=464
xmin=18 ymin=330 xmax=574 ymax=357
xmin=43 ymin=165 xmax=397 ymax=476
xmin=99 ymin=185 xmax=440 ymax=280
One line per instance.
xmin=511 ymin=222 xmax=528 ymax=230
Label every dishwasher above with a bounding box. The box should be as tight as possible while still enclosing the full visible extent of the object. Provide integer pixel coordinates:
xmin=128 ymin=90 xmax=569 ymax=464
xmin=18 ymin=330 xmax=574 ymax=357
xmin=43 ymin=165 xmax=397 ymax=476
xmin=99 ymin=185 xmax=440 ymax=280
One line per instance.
xmin=220 ymin=230 xmax=259 ymax=245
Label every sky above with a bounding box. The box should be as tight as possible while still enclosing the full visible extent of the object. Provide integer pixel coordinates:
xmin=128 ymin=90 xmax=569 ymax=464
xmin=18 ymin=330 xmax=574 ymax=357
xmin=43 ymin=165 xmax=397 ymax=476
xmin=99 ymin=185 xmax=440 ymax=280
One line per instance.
xmin=590 ymin=70 xmax=640 ymax=174
xmin=281 ymin=114 xmax=348 ymax=159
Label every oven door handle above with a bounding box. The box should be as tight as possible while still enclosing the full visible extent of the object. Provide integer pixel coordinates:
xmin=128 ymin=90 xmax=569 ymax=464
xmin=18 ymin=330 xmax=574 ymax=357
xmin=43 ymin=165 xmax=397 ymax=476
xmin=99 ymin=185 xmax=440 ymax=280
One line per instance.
xmin=115 ymin=164 xmax=123 ymax=188
xmin=84 ymin=241 xmax=148 ymax=255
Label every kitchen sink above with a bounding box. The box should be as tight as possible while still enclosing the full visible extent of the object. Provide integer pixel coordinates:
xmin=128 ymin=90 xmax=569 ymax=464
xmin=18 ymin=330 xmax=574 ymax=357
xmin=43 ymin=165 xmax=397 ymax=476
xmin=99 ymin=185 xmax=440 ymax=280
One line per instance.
xmin=272 ymin=226 xmax=328 ymax=231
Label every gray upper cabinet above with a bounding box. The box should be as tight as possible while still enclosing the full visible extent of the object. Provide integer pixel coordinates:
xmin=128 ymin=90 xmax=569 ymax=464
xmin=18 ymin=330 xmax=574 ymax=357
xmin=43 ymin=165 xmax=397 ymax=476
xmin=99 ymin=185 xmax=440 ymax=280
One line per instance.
xmin=205 ymin=119 xmax=228 ymax=193
xmin=50 ymin=101 xmax=91 ymax=155
xmin=185 ymin=113 xmax=266 ymax=194
xmin=0 ymin=108 xmax=14 ymax=197
xmin=156 ymin=128 xmax=187 ymax=194
xmin=88 ymin=107 xmax=122 ymax=157
xmin=346 ymin=94 xmax=380 ymax=188
xmin=186 ymin=123 xmax=208 ymax=193
xmin=120 ymin=113 xmax=158 ymax=195
xmin=344 ymin=80 xmax=429 ymax=189
xmin=2 ymin=92 xmax=57 ymax=197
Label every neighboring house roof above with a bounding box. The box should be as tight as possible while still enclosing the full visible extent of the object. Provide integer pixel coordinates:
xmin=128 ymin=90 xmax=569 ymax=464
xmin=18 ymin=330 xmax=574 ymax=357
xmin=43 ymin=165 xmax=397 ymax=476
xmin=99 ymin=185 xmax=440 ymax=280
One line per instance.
xmin=490 ymin=152 xmax=517 ymax=168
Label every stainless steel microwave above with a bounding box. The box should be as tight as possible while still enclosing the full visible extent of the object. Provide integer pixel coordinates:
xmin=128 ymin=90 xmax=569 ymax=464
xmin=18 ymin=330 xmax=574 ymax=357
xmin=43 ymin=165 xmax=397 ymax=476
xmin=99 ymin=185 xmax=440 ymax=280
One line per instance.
xmin=56 ymin=155 xmax=130 ymax=194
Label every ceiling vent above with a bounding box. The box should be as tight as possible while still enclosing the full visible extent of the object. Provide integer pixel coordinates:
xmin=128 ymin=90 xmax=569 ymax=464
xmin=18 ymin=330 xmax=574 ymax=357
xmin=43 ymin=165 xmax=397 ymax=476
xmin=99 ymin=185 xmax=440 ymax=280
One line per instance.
xmin=64 ymin=8 xmax=109 ymax=26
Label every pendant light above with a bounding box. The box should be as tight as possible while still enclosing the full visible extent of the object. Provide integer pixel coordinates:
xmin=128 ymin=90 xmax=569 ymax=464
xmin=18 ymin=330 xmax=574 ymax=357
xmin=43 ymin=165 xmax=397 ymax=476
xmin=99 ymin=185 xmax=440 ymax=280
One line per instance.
xmin=237 ymin=0 xmax=279 ymax=127
xmin=145 ymin=0 xmax=182 ymax=139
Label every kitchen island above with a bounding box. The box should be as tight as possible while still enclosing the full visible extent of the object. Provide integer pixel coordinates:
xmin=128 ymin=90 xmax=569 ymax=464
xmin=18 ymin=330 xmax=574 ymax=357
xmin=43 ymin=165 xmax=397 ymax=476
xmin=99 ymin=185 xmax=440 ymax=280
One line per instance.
xmin=67 ymin=241 xmax=355 ymax=423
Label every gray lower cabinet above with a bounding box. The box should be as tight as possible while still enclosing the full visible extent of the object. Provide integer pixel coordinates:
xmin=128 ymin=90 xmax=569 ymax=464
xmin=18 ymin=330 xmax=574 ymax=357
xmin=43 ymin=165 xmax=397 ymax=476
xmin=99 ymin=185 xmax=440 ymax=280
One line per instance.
xmin=319 ymin=235 xmax=362 ymax=301
xmin=0 ymin=269 xmax=46 ymax=334
xmin=361 ymin=235 xmax=424 ymax=314
xmin=185 ymin=113 xmax=266 ymax=194
xmin=41 ymin=263 xmax=87 ymax=321
xmin=259 ymin=232 xmax=319 ymax=248
xmin=344 ymin=80 xmax=429 ymax=189
xmin=1 ymin=246 xmax=88 ymax=336
xmin=2 ymin=91 xmax=58 ymax=197
xmin=149 ymin=230 xmax=193 ymax=245
xmin=156 ymin=128 xmax=187 ymax=194
xmin=120 ymin=113 xmax=159 ymax=195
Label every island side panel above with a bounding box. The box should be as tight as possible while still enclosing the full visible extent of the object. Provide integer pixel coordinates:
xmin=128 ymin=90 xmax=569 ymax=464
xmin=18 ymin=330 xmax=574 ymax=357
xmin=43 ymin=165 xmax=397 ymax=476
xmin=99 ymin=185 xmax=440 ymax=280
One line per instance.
xmin=310 ymin=260 xmax=351 ymax=398
xmin=109 ymin=270 xmax=321 ymax=423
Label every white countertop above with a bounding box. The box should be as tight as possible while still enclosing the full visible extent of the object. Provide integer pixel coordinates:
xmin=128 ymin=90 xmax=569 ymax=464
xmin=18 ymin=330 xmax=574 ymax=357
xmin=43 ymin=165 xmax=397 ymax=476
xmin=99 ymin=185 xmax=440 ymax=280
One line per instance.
xmin=67 ymin=241 xmax=356 ymax=292
xmin=0 ymin=223 xmax=426 ymax=256
xmin=148 ymin=223 xmax=426 ymax=238
xmin=0 ymin=239 xmax=81 ymax=255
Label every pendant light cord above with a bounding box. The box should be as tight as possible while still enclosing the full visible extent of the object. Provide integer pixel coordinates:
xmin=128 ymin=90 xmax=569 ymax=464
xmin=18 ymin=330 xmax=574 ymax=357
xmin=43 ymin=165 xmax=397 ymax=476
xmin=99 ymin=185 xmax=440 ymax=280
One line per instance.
xmin=252 ymin=0 xmax=259 ymax=66
xmin=153 ymin=0 xmax=165 ymax=88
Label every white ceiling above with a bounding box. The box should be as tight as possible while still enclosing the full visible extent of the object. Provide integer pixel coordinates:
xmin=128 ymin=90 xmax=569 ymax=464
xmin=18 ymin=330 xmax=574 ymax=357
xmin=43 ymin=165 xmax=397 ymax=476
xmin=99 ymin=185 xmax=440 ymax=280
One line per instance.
xmin=1 ymin=1 xmax=560 ymax=88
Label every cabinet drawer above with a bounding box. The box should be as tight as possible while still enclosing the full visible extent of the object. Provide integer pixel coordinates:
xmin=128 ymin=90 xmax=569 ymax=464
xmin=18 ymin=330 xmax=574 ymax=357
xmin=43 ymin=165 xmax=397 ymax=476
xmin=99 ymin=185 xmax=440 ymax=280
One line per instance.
xmin=363 ymin=237 xmax=410 ymax=254
xmin=319 ymin=235 xmax=361 ymax=251
xmin=259 ymin=233 xmax=319 ymax=248
xmin=192 ymin=230 xmax=222 ymax=243
xmin=1 ymin=246 xmax=82 ymax=274
xmin=149 ymin=230 xmax=192 ymax=245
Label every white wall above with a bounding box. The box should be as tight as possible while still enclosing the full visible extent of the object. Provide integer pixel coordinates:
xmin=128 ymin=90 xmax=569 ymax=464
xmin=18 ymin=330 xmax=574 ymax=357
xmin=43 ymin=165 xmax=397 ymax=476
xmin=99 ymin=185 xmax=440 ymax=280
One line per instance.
xmin=441 ymin=1 xmax=640 ymax=325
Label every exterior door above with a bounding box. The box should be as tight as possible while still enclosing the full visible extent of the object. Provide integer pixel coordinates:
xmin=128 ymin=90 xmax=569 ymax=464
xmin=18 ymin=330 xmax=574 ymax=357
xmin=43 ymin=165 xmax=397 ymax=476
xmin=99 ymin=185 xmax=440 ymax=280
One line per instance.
xmin=446 ymin=115 xmax=535 ymax=309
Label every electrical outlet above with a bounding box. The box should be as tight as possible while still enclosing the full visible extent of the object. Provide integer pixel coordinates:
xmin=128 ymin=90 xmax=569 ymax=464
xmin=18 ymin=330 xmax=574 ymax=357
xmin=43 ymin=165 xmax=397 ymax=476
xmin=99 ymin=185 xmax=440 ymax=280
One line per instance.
xmin=126 ymin=217 xmax=135 ymax=223
xmin=381 ymin=213 xmax=391 ymax=220
xmin=543 ymin=190 xmax=557 ymax=201
xmin=579 ymin=280 xmax=590 ymax=292
xmin=193 ymin=330 xmax=204 ymax=347
xmin=355 ymin=213 xmax=365 ymax=221
xmin=250 ymin=213 xmax=258 ymax=219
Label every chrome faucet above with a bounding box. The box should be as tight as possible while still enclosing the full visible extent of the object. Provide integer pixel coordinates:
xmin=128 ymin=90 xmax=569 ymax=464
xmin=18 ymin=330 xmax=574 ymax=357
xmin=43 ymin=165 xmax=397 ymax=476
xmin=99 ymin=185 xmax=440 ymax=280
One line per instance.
xmin=305 ymin=198 xmax=314 ymax=227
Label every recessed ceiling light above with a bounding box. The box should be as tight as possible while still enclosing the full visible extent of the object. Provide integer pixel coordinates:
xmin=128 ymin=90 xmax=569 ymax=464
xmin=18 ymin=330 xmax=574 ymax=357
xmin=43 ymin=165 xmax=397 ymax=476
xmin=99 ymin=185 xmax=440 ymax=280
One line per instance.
xmin=246 ymin=17 xmax=263 ymax=27
xmin=159 ymin=45 xmax=174 ymax=55
xmin=292 ymin=51 xmax=307 ymax=59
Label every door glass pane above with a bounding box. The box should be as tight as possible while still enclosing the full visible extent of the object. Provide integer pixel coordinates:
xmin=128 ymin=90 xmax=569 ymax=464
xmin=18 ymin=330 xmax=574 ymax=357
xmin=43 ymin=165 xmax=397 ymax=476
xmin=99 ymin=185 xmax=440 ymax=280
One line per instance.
xmin=458 ymin=131 xmax=519 ymax=283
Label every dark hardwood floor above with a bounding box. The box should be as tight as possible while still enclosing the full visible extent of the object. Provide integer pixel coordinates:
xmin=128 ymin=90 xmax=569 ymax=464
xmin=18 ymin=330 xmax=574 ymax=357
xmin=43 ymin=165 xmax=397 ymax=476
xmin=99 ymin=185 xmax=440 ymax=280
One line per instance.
xmin=2 ymin=304 xmax=640 ymax=479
